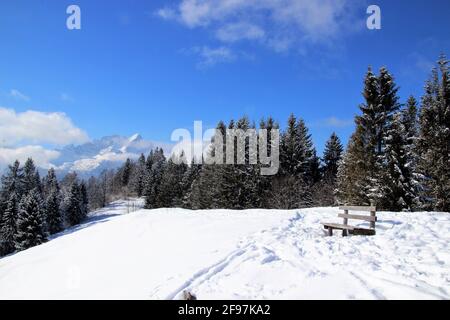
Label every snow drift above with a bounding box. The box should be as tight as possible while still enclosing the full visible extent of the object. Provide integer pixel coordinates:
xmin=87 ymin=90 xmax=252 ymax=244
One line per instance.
xmin=0 ymin=200 xmax=449 ymax=299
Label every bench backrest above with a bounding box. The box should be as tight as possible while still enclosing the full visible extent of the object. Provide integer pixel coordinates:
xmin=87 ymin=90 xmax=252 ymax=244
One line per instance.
xmin=338 ymin=205 xmax=377 ymax=229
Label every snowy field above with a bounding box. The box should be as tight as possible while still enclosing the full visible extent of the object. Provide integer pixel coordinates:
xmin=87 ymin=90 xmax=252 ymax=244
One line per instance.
xmin=0 ymin=199 xmax=449 ymax=300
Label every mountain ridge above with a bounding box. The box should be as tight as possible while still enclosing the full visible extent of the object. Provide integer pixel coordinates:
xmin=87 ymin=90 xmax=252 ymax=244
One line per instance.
xmin=49 ymin=134 xmax=172 ymax=178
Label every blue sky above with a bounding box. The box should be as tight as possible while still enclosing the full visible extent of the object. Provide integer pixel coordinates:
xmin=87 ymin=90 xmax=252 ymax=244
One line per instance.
xmin=1 ymin=0 xmax=449 ymax=165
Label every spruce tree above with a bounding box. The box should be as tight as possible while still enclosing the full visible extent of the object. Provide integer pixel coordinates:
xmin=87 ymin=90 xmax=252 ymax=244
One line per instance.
xmin=344 ymin=66 xmax=401 ymax=207
xmin=0 ymin=192 xmax=19 ymax=255
xmin=230 ymin=117 xmax=256 ymax=208
xmin=45 ymin=188 xmax=62 ymax=234
xmin=42 ymin=168 xmax=57 ymax=197
xmin=158 ymin=155 xmax=188 ymax=207
xmin=323 ymin=132 xmax=344 ymax=180
xmin=65 ymin=182 xmax=83 ymax=226
xmin=383 ymin=113 xmax=417 ymax=211
xmin=0 ymin=160 xmax=24 ymax=203
xmin=378 ymin=66 xmax=401 ymax=147
xmin=133 ymin=153 xmax=146 ymax=197
xmin=295 ymin=118 xmax=315 ymax=181
xmin=257 ymin=117 xmax=278 ymax=208
xmin=279 ymin=115 xmax=314 ymax=207
xmin=22 ymin=158 xmax=41 ymax=195
xmin=80 ymin=181 xmax=89 ymax=218
xmin=15 ymin=189 xmax=46 ymax=251
xmin=121 ymin=158 xmax=132 ymax=187
xmin=336 ymin=126 xmax=371 ymax=205
xmin=181 ymin=162 xmax=202 ymax=209
xmin=417 ymin=54 xmax=450 ymax=211
xmin=43 ymin=168 xmax=62 ymax=235
xmin=86 ymin=176 xmax=103 ymax=210
xmin=144 ymin=148 xmax=167 ymax=209
xmin=312 ymin=133 xmax=343 ymax=206
xmin=280 ymin=114 xmax=298 ymax=176
xmin=356 ymin=67 xmax=384 ymax=204
xmin=188 ymin=164 xmax=216 ymax=210
xmin=309 ymin=149 xmax=321 ymax=184
xmin=402 ymin=96 xmax=421 ymax=209
xmin=195 ymin=120 xmax=232 ymax=209
xmin=402 ymin=96 xmax=419 ymax=145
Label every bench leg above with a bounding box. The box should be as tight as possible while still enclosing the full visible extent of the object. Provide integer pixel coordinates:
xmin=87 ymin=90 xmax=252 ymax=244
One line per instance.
xmin=328 ymin=228 xmax=333 ymax=236
xmin=343 ymin=229 xmax=348 ymax=237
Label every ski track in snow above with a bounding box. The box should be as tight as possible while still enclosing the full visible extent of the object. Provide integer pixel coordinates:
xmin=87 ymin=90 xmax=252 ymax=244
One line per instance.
xmin=0 ymin=200 xmax=449 ymax=300
xmin=164 ymin=212 xmax=450 ymax=300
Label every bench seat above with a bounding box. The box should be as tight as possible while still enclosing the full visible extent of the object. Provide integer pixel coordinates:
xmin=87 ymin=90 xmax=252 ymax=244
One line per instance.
xmin=322 ymin=223 xmax=355 ymax=231
xmin=322 ymin=222 xmax=376 ymax=236
xmin=321 ymin=205 xmax=377 ymax=237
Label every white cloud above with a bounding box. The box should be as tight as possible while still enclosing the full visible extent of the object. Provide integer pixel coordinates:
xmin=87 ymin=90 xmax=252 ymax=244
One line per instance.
xmin=9 ymin=89 xmax=30 ymax=101
xmin=216 ymin=22 xmax=265 ymax=43
xmin=0 ymin=107 xmax=89 ymax=147
xmin=0 ymin=145 xmax=60 ymax=170
xmin=193 ymin=46 xmax=236 ymax=67
xmin=157 ymin=7 xmax=177 ymax=20
xmin=157 ymin=0 xmax=358 ymax=53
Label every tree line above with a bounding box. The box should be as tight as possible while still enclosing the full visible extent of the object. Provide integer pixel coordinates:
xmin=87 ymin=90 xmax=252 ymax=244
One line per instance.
xmin=0 ymin=159 xmax=88 ymax=257
xmin=82 ymin=54 xmax=449 ymax=214
xmin=100 ymin=55 xmax=446 ymax=213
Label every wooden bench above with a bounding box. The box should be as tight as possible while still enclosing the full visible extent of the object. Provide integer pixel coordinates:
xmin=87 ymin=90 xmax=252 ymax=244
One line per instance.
xmin=322 ymin=205 xmax=377 ymax=237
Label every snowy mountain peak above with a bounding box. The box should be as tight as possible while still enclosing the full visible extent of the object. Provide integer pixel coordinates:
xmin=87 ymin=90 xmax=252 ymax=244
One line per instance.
xmin=128 ymin=133 xmax=142 ymax=143
xmin=49 ymin=134 xmax=172 ymax=178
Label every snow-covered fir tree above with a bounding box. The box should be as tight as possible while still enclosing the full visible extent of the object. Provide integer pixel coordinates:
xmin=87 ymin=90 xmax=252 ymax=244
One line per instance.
xmin=45 ymin=187 xmax=62 ymax=235
xmin=322 ymin=132 xmax=344 ymax=180
xmin=417 ymin=54 xmax=450 ymax=212
xmin=0 ymin=160 xmax=24 ymax=206
xmin=64 ymin=182 xmax=85 ymax=227
xmin=336 ymin=125 xmax=372 ymax=205
xmin=22 ymin=158 xmax=41 ymax=195
xmin=402 ymin=96 xmax=419 ymax=146
xmin=132 ymin=153 xmax=147 ymax=197
xmin=15 ymin=189 xmax=47 ymax=251
xmin=277 ymin=114 xmax=314 ymax=207
xmin=181 ymin=162 xmax=202 ymax=209
xmin=401 ymin=96 xmax=422 ymax=209
xmin=295 ymin=118 xmax=316 ymax=182
xmin=257 ymin=117 xmax=279 ymax=208
xmin=0 ymin=192 xmax=19 ymax=255
xmin=43 ymin=168 xmax=62 ymax=235
xmin=383 ymin=113 xmax=418 ymax=211
xmin=311 ymin=132 xmax=343 ymax=206
xmin=232 ymin=117 xmax=261 ymax=209
xmin=144 ymin=148 xmax=167 ymax=209
xmin=189 ymin=121 xmax=228 ymax=209
xmin=80 ymin=182 xmax=89 ymax=218
xmin=157 ymin=154 xmax=188 ymax=207
xmin=0 ymin=159 xmax=91 ymax=257
xmin=338 ymin=66 xmax=401 ymax=207
xmin=309 ymin=150 xmax=321 ymax=184
xmin=121 ymin=158 xmax=133 ymax=187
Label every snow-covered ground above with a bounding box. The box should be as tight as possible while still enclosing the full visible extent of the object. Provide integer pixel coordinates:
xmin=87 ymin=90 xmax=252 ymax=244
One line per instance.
xmin=0 ymin=200 xmax=449 ymax=300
